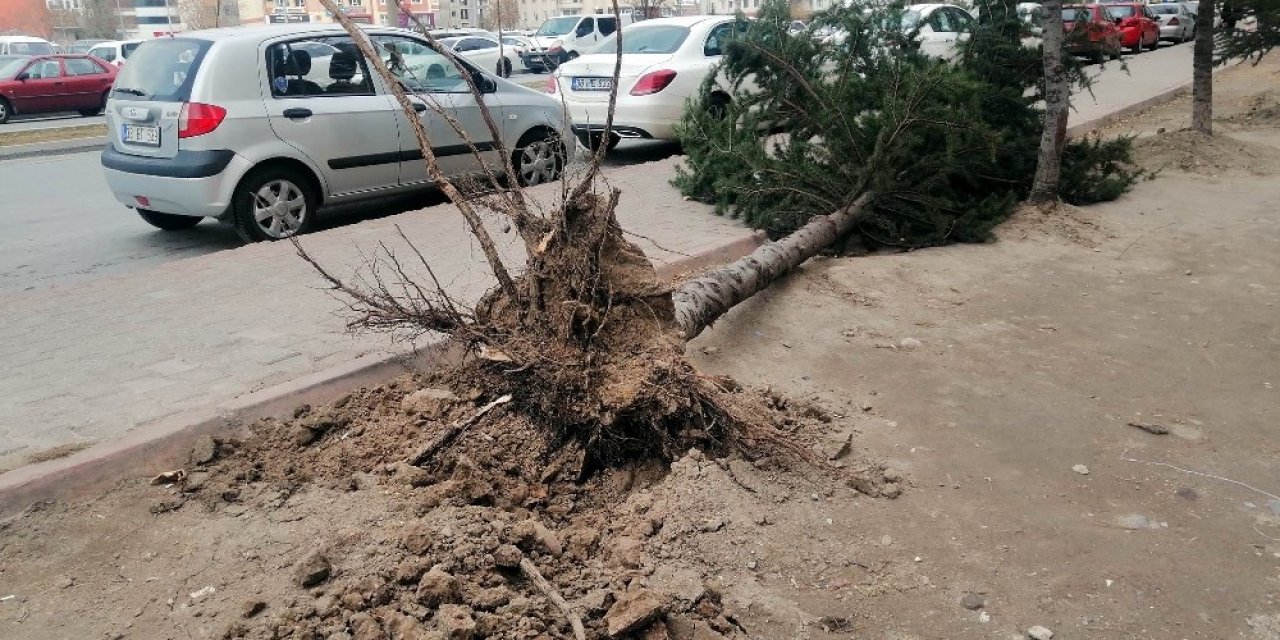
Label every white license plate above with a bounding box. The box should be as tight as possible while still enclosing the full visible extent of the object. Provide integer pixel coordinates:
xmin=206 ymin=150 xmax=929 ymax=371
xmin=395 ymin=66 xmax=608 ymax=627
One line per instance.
xmin=122 ymin=124 xmax=160 ymax=146
xmin=571 ymin=77 xmax=613 ymax=91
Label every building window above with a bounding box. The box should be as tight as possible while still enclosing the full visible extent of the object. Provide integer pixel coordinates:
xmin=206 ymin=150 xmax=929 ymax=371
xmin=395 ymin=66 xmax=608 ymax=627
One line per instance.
xmin=349 ymin=0 xmax=361 ymax=6
xmin=460 ymin=8 xmax=468 ymax=18
xmin=274 ymin=0 xmax=286 ymax=8
xmin=294 ymin=0 xmax=304 ymax=6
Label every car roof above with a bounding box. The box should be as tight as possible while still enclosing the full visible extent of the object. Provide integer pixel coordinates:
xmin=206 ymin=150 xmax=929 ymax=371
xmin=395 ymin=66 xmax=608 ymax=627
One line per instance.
xmin=0 ymin=35 xmax=51 ymax=43
xmin=906 ymin=3 xmax=966 ymax=12
xmin=163 ymin=23 xmax=427 ymax=44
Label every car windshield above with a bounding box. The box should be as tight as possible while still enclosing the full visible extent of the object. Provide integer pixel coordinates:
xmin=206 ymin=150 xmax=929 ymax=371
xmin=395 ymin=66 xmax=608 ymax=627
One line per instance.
xmin=901 ymin=9 xmax=924 ymax=31
xmin=439 ymin=37 xmax=462 ymax=49
xmin=69 ymin=42 xmax=98 ymax=54
xmin=536 ymin=16 xmax=580 ymax=36
xmin=1107 ymin=5 xmax=1137 ymax=17
xmin=6 ymin=41 xmax=54 ymax=55
xmin=0 ymin=56 xmax=30 ymax=78
xmin=1149 ymin=4 xmax=1179 ymax=13
xmin=592 ymin=25 xmax=690 ymax=55
xmin=1183 ymin=1 xmax=1198 ymax=11
xmin=112 ymin=38 xmax=211 ymax=101
xmin=1062 ymin=7 xmax=1090 ymax=21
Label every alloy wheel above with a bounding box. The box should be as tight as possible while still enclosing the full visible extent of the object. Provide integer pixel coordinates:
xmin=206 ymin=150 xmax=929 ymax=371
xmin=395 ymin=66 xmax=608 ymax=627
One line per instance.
xmin=519 ymin=138 xmax=560 ymax=186
xmin=251 ymin=179 xmax=308 ymax=239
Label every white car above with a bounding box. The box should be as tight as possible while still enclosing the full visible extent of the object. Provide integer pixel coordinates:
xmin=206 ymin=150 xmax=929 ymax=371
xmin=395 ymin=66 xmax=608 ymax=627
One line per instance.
xmin=438 ymin=36 xmax=517 ymax=77
xmin=550 ymin=15 xmax=749 ymax=150
xmin=903 ymin=3 xmax=976 ymax=60
xmin=87 ymin=40 xmax=144 ymax=67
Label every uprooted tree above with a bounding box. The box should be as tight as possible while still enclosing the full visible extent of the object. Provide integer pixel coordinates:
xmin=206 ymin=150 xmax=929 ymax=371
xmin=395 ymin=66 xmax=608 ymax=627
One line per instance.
xmin=675 ymin=0 xmax=1140 ymax=246
xmin=305 ymin=0 xmax=1136 ymax=473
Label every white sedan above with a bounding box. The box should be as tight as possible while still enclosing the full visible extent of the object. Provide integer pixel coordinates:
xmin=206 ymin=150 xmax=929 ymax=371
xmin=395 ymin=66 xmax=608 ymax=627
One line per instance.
xmin=549 ymin=15 xmax=749 ymax=151
xmin=903 ymin=3 xmax=976 ymax=60
xmin=438 ymin=36 xmax=517 ymax=77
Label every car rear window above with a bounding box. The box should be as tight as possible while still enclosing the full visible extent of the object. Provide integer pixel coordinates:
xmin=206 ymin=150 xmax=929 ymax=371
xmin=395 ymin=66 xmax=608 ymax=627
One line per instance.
xmin=6 ymin=41 xmax=54 ymax=55
xmin=1062 ymin=7 xmax=1091 ymax=21
xmin=592 ymin=25 xmax=690 ymax=55
xmin=112 ymin=38 xmax=211 ymax=102
xmin=1108 ymin=5 xmax=1137 ymax=17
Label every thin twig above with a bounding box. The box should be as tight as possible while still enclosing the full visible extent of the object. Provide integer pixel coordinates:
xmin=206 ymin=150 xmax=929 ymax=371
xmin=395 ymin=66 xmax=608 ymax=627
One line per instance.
xmin=1119 ymin=447 xmax=1280 ymax=502
xmin=407 ymin=394 xmax=512 ymax=466
xmin=1115 ymin=219 xmax=1182 ymax=260
xmin=519 ymin=557 xmax=586 ymax=640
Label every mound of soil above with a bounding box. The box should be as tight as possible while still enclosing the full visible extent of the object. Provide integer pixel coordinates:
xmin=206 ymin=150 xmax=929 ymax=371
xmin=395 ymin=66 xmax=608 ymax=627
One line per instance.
xmin=1222 ymin=88 xmax=1280 ymax=127
xmin=142 ymin=373 xmax=890 ymax=640
xmin=1132 ymin=129 xmax=1280 ymax=176
xmin=997 ymin=200 xmax=1106 ymax=247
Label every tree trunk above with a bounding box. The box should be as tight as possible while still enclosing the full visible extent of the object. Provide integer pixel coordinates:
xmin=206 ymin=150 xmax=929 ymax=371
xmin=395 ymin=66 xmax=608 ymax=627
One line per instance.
xmin=1029 ymin=0 xmax=1069 ymax=203
xmin=673 ymin=194 xmax=873 ymax=340
xmin=1192 ymin=0 xmax=1216 ymax=134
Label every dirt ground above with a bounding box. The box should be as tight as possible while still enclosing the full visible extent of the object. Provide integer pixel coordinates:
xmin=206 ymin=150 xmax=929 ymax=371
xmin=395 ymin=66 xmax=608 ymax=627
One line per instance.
xmin=2 ymin=59 xmax=1279 ymax=640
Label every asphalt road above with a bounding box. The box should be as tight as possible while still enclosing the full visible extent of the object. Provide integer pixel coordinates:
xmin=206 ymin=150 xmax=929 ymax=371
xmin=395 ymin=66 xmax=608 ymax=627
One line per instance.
xmin=2 ymin=113 xmax=106 ymax=133
xmin=0 ymin=41 xmax=1192 ymax=294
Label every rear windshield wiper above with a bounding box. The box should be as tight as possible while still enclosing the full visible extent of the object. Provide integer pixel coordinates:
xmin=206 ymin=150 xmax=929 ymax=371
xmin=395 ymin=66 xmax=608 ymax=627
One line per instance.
xmin=112 ymin=87 xmax=147 ymax=96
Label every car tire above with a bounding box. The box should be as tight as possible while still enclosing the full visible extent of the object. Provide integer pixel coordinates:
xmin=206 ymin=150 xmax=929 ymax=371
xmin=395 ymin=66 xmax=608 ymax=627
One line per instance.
xmin=0 ymin=98 xmax=10 ymax=125
xmin=230 ymin=166 xmax=318 ymax=242
xmin=138 ymin=209 xmax=202 ymax=231
xmin=498 ymin=58 xmax=512 ymax=78
xmin=1092 ymin=49 xmax=1106 ymax=64
xmin=1131 ymin=38 xmax=1142 ymax=54
xmin=708 ymin=93 xmax=731 ymax=120
xmin=512 ymin=128 xmax=565 ymax=187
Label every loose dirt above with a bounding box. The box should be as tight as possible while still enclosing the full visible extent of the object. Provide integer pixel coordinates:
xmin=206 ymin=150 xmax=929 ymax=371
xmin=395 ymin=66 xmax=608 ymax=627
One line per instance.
xmin=2 ymin=57 xmax=1280 ymax=640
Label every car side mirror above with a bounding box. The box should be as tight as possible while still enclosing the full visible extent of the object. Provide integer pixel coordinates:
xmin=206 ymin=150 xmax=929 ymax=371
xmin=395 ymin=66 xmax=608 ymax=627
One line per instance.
xmin=475 ymin=73 xmax=497 ymax=94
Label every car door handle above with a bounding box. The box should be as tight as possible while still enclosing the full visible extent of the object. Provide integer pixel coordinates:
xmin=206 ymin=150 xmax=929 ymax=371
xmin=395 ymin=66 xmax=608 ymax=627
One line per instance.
xmin=282 ymin=107 xmax=312 ymax=119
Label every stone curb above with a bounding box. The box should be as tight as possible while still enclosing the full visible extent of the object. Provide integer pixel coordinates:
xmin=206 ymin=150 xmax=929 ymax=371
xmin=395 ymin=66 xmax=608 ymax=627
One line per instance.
xmin=0 ymin=232 xmax=766 ymax=516
xmin=0 ymin=136 xmax=106 ymax=162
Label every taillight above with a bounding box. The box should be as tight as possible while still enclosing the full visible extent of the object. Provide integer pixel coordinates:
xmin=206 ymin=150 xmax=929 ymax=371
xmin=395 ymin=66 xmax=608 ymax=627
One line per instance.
xmin=630 ymin=69 xmax=676 ymax=96
xmin=546 ymin=76 xmax=557 ymax=94
xmin=1168 ymin=16 xmax=1179 ymax=25
xmin=178 ymin=102 xmax=226 ymax=139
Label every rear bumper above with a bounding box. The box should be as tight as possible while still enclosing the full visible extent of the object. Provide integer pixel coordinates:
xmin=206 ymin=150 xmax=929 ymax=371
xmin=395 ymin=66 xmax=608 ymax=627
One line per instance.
xmin=101 ymin=147 xmax=250 ymax=218
xmin=521 ymin=52 xmax=562 ymax=70
xmin=1158 ymin=24 xmax=1185 ymax=39
xmin=564 ymin=98 xmax=683 ymax=142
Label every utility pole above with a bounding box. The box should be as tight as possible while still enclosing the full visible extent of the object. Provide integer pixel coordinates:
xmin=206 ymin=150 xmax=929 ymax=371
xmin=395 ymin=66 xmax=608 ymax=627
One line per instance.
xmin=215 ymin=0 xmax=221 ymax=27
xmin=115 ymin=0 xmax=126 ymax=38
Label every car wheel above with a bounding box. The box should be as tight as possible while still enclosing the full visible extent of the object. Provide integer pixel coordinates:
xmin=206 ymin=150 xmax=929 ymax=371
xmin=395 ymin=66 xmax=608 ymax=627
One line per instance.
xmin=513 ymin=129 xmax=565 ymax=187
xmin=1131 ymin=37 xmax=1142 ymax=54
xmin=708 ymin=93 xmax=731 ymax=120
xmin=1092 ymin=49 xmax=1106 ymax=64
xmin=0 ymin=98 xmax=10 ymax=124
xmin=231 ymin=166 xmax=318 ymax=242
xmin=499 ymin=58 xmax=512 ymax=78
xmin=1148 ymin=34 xmax=1159 ymax=49
xmin=137 ymin=209 xmax=202 ymax=231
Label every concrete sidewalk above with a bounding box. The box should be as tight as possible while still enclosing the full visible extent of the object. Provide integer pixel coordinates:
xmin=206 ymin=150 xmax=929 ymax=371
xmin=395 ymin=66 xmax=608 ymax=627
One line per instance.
xmin=0 ymin=43 xmax=1205 ymax=488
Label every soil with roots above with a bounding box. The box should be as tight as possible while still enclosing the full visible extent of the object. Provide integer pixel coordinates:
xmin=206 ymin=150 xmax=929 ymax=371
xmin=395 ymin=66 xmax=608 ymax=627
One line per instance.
xmin=0 ymin=372 xmax=889 ymax=640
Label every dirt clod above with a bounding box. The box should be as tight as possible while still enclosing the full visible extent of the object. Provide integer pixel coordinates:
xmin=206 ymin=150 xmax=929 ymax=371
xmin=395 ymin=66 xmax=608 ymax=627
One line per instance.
xmin=437 ymin=603 xmax=477 ymax=639
xmin=960 ymin=593 xmax=985 ymax=610
xmin=190 ymin=435 xmax=218 ymax=466
xmin=294 ymin=549 xmax=331 ymax=588
xmin=606 ymin=589 xmax=665 ymax=637
xmin=416 ymin=568 xmax=461 ymax=607
xmin=402 ymin=521 xmax=435 ymax=555
xmin=240 ymin=600 xmax=266 ymax=619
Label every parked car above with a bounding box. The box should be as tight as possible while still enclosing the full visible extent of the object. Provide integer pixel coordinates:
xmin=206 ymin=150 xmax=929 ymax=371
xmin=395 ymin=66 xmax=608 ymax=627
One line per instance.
xmin=1147 ymin=2 xmax=1196 ymax=41
xmin=87 ymin=40 xmax=144 ymax=67
xmin=1063 ymin=4 xmax=1123 ymax=62
xmin=523 ymin=14 xmax=633 ymax=72
xmin=99 ymin=25 xmax=576 ymax=241
xmin=500 ymin=34 xmax=534 ymax=69
xmin=551 ymin=16 xmax=748 ymax=151
xmin=1017 ymin=2 xmax=1047 ymax=47
xmin=68 ymin=39 xmax=112 ymax=54
xmin=0 ymin=36 xmax=55 ymax=56
xmin=1179 ymin=1 xmax=1222 ymax=27
xmin=902 ymin=3 xmax=978 ymax=60
xmin=0 ymin=54 xmax=117 ymax=124
xmin=438 ymin=36 xmax=517 ymax=77
xmin=1103 ymin=2 xmax=1160 ymax=51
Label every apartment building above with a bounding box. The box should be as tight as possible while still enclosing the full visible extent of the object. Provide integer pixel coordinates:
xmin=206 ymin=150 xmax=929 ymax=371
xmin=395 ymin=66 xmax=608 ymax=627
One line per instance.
xmin=239 ymin=0 xmax=436 ymax=28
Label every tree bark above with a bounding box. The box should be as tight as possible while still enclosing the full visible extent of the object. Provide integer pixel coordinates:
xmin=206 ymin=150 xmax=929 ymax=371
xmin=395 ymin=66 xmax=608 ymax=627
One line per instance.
xmin=1192 ymin=0 xmax=1216 ymax=134
xmin=1029 ymin=0 xmax=1069 ymax=203
xmin=672 ymin=193 xmax=873 ymax=340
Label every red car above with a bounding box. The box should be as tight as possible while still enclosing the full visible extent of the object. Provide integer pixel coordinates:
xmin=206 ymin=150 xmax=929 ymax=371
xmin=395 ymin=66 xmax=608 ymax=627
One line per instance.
xmin=1063 ymin=4 xmax=1124 ymax=63
xmin=1103 ymin=2 xmax=1161 ymax=53
xmin=0 ymin=54 xmax=117 ymax=124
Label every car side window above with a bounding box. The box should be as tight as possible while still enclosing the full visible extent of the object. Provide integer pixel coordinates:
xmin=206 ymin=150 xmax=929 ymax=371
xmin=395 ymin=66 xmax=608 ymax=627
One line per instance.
xmin=65 ymin=57 xmax=105 ymax=75
xmin=948 ymin=8 xmax=974 ymax=32
xmin=598 ymin=16 xmax=617 ymax=36
xmin=704 ymin=22 xmax=734 ymax=56
xmin=266 ymin=37 xmax=374 ymax=98
xmin=90 ymin=47 xmax=116 ymax=62
xmin=928 ymin=8 xmax=954 ymax=33
xmin=26 ymin=60 xmax=63 ymax=79
xmin=372 ymin=35 xmax=473 ymax=94
xmin=471 ymin=38 xmax=498 ymax=50
xmin=576 ymin=18 xmax=594 ymax=36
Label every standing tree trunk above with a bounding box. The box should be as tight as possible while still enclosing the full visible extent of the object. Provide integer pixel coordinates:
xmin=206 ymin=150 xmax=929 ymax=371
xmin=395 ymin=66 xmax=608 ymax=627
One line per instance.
xmin=1029 ymin=0 xmax=1069 ymax=203
xmin=1192 ymin=0 xmax=1216 ymax=133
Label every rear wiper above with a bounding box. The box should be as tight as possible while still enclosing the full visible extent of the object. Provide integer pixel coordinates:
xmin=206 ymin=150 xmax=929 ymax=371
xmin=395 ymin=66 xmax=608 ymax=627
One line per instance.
xmin=112 ymin=87 xmax=147 ymax=96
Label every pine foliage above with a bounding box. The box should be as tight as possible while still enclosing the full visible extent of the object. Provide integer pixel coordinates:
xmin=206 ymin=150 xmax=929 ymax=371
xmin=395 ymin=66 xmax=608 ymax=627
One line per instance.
xmin=1217 ymin=0 xmax=1280 ymax=64
xmin=673 ymin=0 xmax=1139 ymax=246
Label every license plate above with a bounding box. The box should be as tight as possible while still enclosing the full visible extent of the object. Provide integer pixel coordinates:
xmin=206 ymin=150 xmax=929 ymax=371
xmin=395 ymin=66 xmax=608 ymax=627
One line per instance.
xmin=122 ymin=124 xmax=160 ymax=146
xmin=571 ymin=77 xmax=613 ymax=91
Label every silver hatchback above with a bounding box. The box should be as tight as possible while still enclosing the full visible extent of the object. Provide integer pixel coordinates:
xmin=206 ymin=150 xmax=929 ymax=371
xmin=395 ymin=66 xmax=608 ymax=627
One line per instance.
xmin=101 ymin=25 xmax=574 ymax=241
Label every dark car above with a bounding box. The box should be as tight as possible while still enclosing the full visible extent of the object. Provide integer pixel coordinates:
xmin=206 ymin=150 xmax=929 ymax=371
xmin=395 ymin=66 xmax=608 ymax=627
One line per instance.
xmin=1063 ymin=4 xmax=1123 ymax=63
xmin=0 ymin=54 xmax=118 ymax=124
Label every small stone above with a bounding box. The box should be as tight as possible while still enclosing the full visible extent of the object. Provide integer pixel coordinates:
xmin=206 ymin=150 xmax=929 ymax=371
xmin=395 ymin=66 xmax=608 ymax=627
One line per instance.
xmin=1115 ymin=513 xmax=1155 ymax=530
xmin=242 ymin=600 xmax=267 ymax=618
xmin=402 ymin=388 xmax=458 ymax=415
xmin=190 ymin=435 xmax=217 ymax=465
xmin=392 ymin=462 xmax=432 ymax=487
xmin=753 ymin=514 xmax=772 ymax=526
xmin=701 ymin=346 xmax=720 ymax=355
xmin=880 ymin=482 xmax=902 ymax=499
xmin=880 ymin=535 xmax=893 ymax=546
xmin=1072 ymin=464 xmax=1090 ymax=475
xmin=294 ymin=549 xmax=331 ymax=588
xmin=913 ymin=556 xmax=922 ymax=563
xmin=960 ymin=593 xmax=985 ymax=610
xmin=513 ymin=518 xmax=563 ymax=556
xmin=978 ymin=611 xmax=991 ymax=623
xmin=55 ymin=575 xmax=74 ymax=589
xmin=898 ymin=337 xmax=923 ymax=350
xmin=493 ymin=544 xmax=523 ymax=568
xmin=1185 ymin=270 xmax=1193 ymax=276
xmin=746 ymin=560 xmax=758 ymax=570
xmin=605 ymin=589 xmax=665 ymax=637
xmin=1027 ymin=625 xmax=1054 ymax=640
xmin=700 ymin=518 xmax=725 ymax=533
